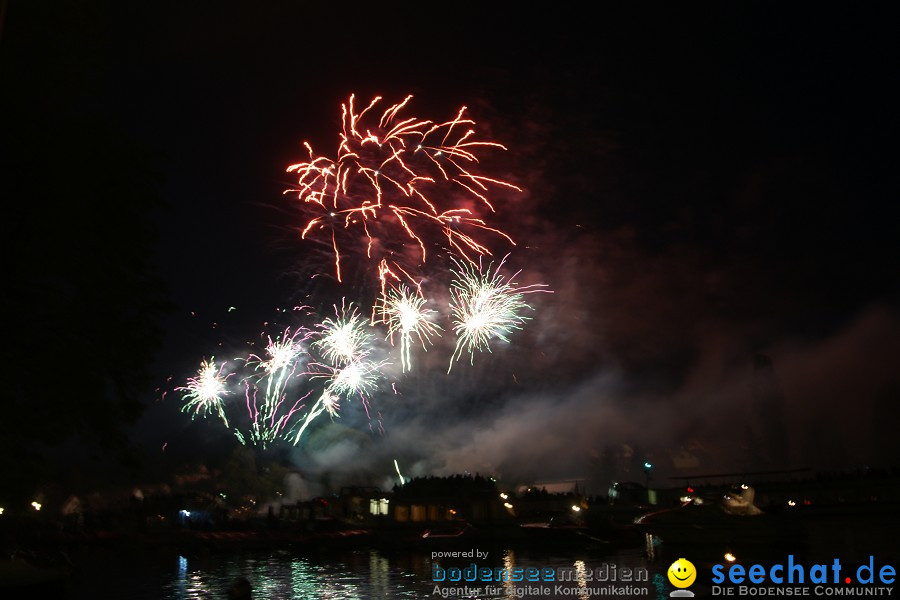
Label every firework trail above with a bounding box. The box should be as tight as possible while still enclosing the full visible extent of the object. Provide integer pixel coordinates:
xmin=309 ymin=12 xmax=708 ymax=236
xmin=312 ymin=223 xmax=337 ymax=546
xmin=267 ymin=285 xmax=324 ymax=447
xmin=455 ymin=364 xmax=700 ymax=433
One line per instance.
xmin=245 ymin=326 xmax=308 ymax=396
xmin=448 ymin=256 xmax=550 ymax=372
xmin=285 ymin=94 xmax=519 ymax=290
xmin=288 ymin=389 xmax=339 ymax=445
xmin=238 ymin=381 xmax=311 ymax=448
xmin=376 ymin=284 xmax=442 ymax=372
xmin=238 ymin=327 xmax=311 ymax=447
xmin=178 ymin=358 xmax=232 ymax=426
xmin=394 ymin=459 xmax=406 ymax=484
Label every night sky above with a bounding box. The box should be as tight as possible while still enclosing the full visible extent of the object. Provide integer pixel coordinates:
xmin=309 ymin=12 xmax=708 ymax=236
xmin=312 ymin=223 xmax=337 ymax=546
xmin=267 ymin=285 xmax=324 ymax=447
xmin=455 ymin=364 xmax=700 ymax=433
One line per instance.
xmin=3 ymin=2 xmax=899 ymax=494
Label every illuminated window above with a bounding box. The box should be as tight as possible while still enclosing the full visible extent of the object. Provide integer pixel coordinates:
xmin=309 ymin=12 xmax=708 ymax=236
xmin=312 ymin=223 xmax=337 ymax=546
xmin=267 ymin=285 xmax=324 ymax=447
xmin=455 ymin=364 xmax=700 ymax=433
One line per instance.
xmin=369 ymin=498 xmax=389 ymax=515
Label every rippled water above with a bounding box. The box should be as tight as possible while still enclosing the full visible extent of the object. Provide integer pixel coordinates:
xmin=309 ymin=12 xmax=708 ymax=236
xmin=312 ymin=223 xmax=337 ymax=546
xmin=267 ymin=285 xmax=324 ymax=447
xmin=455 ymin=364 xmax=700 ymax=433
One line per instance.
xmin=63 ymin=541 xmax=666 ymax=600
xmin=59 ymin=512 xmax=896 ymax=599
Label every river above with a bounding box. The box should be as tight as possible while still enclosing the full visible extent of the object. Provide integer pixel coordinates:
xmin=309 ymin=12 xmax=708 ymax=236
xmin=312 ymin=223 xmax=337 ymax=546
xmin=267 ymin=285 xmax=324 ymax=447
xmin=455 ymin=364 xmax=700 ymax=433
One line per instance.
xmin=61 ymin=538 xmax=671 ymax=599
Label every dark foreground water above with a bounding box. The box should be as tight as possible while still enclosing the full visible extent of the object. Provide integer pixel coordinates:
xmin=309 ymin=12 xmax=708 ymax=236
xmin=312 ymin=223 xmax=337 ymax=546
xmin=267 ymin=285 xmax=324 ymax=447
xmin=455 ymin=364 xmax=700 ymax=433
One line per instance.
xmin=52 ymin=509 xmax=899 ymax=599
xmin=62 ymin=541 xmax=668 ymax=600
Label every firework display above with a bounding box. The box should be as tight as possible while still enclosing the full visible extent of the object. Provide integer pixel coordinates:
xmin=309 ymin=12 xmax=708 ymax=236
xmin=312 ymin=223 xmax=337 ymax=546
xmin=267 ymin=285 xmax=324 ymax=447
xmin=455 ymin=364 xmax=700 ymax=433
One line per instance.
xmin=175 ymin=94 xmax=548 ymax=448
xmin=177 ymin=304 xmax=389 ymax=448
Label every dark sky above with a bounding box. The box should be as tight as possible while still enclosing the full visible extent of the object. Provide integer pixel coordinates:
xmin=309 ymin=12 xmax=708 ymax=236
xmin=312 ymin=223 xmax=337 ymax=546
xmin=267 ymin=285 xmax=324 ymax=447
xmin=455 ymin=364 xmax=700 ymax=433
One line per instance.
xmin=4 ymin=2 xmax=899 ymax=491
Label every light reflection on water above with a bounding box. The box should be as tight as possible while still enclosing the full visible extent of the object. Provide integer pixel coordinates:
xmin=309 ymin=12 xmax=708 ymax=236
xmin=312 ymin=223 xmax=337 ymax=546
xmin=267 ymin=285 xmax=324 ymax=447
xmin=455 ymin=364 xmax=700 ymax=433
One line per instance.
xmin=68 ymin=544 xmax=661 ymax=600
xmin=162 ymin=550 xmax=426 ymax=599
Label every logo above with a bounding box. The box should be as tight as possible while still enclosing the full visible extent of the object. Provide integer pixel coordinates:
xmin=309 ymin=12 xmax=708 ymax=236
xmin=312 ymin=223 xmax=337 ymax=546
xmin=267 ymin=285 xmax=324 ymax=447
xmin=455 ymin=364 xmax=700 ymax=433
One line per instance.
xmin=709 ymin=554 xmax=897 ymax=595
xmin=668 ymin=558 xmax=697 ymax=597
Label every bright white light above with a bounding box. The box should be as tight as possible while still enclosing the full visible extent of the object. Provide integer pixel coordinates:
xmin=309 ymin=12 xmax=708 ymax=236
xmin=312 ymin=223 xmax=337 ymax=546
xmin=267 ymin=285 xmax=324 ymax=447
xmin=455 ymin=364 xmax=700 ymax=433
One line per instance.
xmin=571 ymin=505 xmax=581 ymax=512
xmin=725 ymin=553 xmax=737 ymax=562
xmin=31 ymin=502 xmax=42 ymax=511
xmin=503 ymin=503 xmax=513 ymax=509
xmin=499 ymin=493 xmax=508 ymax=500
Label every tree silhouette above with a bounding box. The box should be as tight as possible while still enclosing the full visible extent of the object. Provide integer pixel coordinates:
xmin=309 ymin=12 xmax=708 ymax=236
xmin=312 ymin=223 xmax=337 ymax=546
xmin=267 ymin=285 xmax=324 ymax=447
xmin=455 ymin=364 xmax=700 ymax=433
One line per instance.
xmin=1 ymin=1 xmax=172 ymax=505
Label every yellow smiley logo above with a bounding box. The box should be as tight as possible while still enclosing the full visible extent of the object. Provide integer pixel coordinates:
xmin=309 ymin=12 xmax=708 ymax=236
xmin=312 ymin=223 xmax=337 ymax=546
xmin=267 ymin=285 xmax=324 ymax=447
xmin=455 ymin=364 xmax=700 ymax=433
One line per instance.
xmin=668 ymin=558 xmax=696 ymax=588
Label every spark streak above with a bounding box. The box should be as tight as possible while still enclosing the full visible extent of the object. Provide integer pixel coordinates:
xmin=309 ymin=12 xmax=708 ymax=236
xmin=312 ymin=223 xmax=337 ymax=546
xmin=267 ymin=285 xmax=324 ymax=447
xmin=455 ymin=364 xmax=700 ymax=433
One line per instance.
xmin=285 ymin=94 xmax=519 ymax=287
xmin=238 ymin=327 xmax=312 ymax=447
xmin=289 ymin=389 xmax=339 ymax=445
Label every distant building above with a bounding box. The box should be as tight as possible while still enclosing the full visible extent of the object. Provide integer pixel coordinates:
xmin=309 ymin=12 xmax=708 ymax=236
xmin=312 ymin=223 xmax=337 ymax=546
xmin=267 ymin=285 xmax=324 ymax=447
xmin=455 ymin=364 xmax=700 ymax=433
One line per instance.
xmin=390 ymin=475 xmax=513 ymax=524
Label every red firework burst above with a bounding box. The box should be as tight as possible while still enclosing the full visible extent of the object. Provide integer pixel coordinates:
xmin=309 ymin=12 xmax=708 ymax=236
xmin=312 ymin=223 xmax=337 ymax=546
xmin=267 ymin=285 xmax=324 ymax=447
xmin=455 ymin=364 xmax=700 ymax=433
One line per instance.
xmin=285 ymin=94 xmax=519 ymax=294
